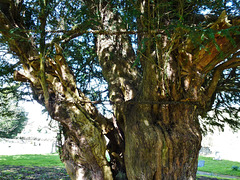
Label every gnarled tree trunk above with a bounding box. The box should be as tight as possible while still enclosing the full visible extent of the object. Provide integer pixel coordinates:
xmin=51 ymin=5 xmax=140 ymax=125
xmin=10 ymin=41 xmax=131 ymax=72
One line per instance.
xmin=124 ymin=103 xmax=201 ymax=179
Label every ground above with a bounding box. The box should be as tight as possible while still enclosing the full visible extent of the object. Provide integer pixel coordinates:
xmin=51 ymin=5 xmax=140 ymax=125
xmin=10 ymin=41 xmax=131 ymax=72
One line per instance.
xmin=0 ymin=165 xmax=70 ymax=179
xmin=197 ymin=177 xmax=228 ymax=180
xmin=0 ymin=165 xmax=230 ymax=180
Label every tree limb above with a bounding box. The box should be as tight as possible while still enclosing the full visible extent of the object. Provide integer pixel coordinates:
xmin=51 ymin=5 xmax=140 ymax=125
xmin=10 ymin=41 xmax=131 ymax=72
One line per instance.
xmin=0 ymin=1 xmax=113 ymax=133
xmin=39 ymin=0 xmax=49 ymax=107
xmin=193 ymin=16 xmax=240 ymax=74
xmin=205 ymin=57 xmax=240 ymax=100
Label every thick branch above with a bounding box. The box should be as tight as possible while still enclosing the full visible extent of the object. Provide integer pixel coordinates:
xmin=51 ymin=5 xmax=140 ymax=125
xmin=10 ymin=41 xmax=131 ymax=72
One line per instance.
xmin=50 ymin=28 xmax=164 ymax=45
xmin=39 ymin=0 xmax=49 ymax=107
xmin=193 ymin=12 xmax=240 ymax=74
xmin=205 ymin=57 xmax=240 ymax=100
xmin=1 ymin=5 xmax=115 ymax=178
xmin=196 ymin=37 xmax=240 ymax=74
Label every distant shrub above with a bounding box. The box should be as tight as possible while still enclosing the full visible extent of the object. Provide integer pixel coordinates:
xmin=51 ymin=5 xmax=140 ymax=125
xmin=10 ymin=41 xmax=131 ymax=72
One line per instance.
xmin=231 ymin=166 xmax=239 ymax=171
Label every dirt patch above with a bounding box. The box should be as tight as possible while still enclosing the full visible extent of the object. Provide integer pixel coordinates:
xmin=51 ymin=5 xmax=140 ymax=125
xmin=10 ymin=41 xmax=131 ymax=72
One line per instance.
xmin=0 ymin=165 xmax=70 ymax=179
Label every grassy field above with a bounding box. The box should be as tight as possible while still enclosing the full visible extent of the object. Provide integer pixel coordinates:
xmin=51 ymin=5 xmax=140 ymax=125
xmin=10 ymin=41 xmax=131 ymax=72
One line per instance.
xmin=0 ymin=154 xmax=69 ymax=179
xmin=0 ymin=154 xmax=240 ymax=179
xmin=198 ymin=156 xmax=240 ymax=177
xmin=0 ymin=154 xmax=64 ymax=167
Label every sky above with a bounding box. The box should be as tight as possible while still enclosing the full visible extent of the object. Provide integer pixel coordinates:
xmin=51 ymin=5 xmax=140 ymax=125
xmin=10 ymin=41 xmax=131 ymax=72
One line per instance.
xmin=18 ymin=100 xmax=57 ymax=139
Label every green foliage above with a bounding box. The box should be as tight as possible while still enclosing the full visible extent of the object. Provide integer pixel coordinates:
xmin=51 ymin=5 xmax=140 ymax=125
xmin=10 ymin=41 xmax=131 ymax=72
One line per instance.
xmin=0 ymin=91 xmax=28 ymax=138
xmin=200 ymin=66 xmax=240 ymax=133
xmin=0 ymin=38 xmax=28 ymax=138
xmin=1 ymin=0 xmax=240 ymax=130
xmin=62 ymin=34 xmax=110 ymax=114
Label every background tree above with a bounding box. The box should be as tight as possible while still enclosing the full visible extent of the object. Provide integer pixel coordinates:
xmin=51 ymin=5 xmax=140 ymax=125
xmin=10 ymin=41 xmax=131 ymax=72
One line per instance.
xmin=0 ymin=44 xmax=28 ymax=138
xmin=0 ymin=0 xmax=239 ymax=179
xmin=0 ymin=89 xmax=28 ymax=138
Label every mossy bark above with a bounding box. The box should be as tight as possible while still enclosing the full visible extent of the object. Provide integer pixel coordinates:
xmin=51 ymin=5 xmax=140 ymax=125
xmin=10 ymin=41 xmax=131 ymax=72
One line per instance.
xmin=124 ymin=103 xmax=201 ymax=180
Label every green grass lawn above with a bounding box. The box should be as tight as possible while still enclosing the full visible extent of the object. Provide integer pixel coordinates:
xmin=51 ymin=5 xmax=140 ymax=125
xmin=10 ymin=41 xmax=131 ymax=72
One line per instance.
xmin=0 ymin=154 xmax=64 ymax=167
xmin=198 ymin=156 xmax=240 ymax=177
xmin=0 ymin=154 xmax=240 ymax=178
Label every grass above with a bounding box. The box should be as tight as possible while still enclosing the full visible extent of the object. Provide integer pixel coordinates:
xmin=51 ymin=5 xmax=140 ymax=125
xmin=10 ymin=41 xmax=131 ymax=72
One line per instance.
xmin=197 ymin=174 xmax=240 ymax=180
xmin=0 ymin=154 xmax=240 ymax=179
xmin=198 ymin=156 xmax=240 ymax=177
xmin=0 ymin=153 xmax=65 ymax=167
xmin=0 ymin=166 xmax=70 ymax=179
xmin=0 ymin=154 xmax=69 ymax=179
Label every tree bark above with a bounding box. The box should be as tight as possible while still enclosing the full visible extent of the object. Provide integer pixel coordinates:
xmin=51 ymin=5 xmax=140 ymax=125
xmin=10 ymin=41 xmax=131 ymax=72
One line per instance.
xmin=123 ymin=102 xmax=201 ymax=180
xmin=14 ymin=47 xmax=114 ymax=180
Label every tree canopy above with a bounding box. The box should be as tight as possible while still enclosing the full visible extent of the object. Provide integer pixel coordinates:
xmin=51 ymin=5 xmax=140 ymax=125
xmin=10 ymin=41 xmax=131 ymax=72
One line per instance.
xmin=0 ymin=0 xmax=239 ymax=131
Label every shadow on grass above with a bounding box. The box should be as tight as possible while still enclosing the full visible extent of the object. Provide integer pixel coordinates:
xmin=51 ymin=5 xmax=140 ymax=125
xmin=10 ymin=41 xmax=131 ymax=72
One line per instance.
xmin=0 ymin=165 xmax=234 ymax=180
xmin=0 ymin=165 xmax=70 ymax=180
xmin=197 ymin=177 xmax=230 ymax=180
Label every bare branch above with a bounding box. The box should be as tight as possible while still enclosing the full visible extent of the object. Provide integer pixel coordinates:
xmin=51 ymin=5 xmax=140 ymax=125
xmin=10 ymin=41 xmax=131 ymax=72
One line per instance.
xmin=50 ymin=29 xmax=164 ymax=44
xmin=205 ymin=57 xmax=240 ymax=100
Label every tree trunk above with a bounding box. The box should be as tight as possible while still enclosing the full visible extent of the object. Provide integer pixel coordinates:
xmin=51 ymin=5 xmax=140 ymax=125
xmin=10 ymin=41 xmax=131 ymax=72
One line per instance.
xmin=123 ymin=103 xmax=202 ymax=180
xmin=14 ymin=49 xmax=115 ymax=180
